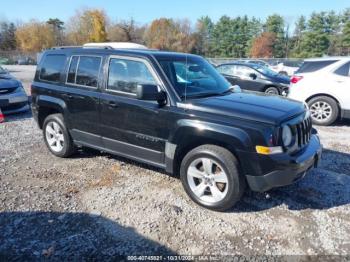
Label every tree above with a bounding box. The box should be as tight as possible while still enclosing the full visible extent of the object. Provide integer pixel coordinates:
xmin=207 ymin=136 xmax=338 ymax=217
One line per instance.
xmin=108 ymin=18 xmax=145 ymax=43
xmin=342 ymin=21 xmax=350 ymax=55
xmin=15 ymin=20 xmax=55 ymax=52
xmin=264 ymin=14 xmax=286 ymax=57
xmin=66 ymin=9 xmax=107 ymax=45
xmin=250 ymin=32 xmax=276 ymax=58
xmin=144 ymin=18 xmax=195 ymax=52
xmin=291 ymin=16 xmax=307 ymax=56
xmin=0 ymin=22 xmax=16 ymax=50
xmin=193 ymin=16 xmax=214 ymax=56
xmin=46 ymin=18 xmax=64 ymax=46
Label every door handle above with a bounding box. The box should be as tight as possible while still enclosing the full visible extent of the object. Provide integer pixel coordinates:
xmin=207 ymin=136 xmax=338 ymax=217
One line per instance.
xmin=108 ymin=101 xmax=119 ymax=108
xmin=62 ymin=94 xmax=74 ymax=99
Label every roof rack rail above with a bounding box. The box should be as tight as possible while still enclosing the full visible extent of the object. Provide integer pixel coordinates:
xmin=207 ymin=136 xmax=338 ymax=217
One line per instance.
xmin=82 ymin=45 xmax=114 ymax=50
xmin=50 ymin=46 xmax=81 ymax=50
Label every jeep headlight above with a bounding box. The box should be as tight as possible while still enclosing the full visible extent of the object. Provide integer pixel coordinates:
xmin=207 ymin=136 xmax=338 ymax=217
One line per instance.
xmin=282 ymin=125 xmax=292 ymax=147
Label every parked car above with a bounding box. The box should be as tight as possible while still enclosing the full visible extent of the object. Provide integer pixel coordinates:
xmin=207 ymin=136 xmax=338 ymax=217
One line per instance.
xmin=31 ymin=44 xmax=322 ymax=211
xmin=288 ymin=57 xmax=350 ymax=126
xmin=271 ymin=60 xmax=302 ymax=76
xmin=216 ymin=62 xmax=290 ymax=96
xmin=0 ymin=66 xmax=29 ymax=114
xmin=16 ymin=56 xmax=36 ymax=65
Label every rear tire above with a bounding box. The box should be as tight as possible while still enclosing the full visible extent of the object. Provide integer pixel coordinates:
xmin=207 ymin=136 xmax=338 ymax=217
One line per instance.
xmin=265 ymin=86 xmax=279 ymax=95
xmin=180 ymin=145 xmax=245 ymax=211
xmin=308 ymin=96 xmax=338 ymax=126
xmin=43 ymin=113 xmax=75 ymax=157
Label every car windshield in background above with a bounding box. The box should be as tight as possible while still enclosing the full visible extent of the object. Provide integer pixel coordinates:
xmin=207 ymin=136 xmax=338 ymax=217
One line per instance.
xmin=251 ymin=64 xmax=277 ymax=76
xmin=297 ymin=60 xmax=338 ymax=73
xmin=157 ymin=56 xmax=231 ymax=99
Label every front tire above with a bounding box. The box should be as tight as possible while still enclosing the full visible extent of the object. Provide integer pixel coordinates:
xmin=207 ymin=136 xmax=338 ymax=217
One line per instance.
xmin=180 ymin=145 xmax=245 ymax=211
xmin=308 ymin=96 xmax=338 ymax=126
xmin=43 ymin=113 xmax=75 ymax=157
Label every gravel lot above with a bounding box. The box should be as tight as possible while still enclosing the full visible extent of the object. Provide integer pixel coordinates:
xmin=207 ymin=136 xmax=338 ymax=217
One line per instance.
xmin=1 ymin=65 xmax=350 ymax=260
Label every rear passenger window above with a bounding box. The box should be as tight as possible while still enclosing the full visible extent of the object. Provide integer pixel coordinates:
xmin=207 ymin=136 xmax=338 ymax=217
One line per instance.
xmin=66 ymin=56 xmax=101 ymax=88
xmin=334 ymin=62 xmax=350 ymax=77
xmin=39 ymin=55 xmax=66 ymax=82
xmin=107 ymin=58 xmax=157 ymax=94
xmin=297 ymin=60 xmax=338 ymax=73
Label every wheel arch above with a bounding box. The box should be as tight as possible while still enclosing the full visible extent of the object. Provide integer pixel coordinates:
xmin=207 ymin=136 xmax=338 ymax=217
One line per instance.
xmin=37 ymin=95 xmax=68 ymax=129
xmin=168 ymin=120 xmax=252 ymax=176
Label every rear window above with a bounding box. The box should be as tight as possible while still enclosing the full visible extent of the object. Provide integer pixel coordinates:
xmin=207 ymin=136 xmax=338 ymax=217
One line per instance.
xmin=66 ymin=56 xmax=101 ymax=88
xmin=297 ymin=60 xmax=338 ymax=73
xmin=39 ymin=54 xmax=66 ymax=82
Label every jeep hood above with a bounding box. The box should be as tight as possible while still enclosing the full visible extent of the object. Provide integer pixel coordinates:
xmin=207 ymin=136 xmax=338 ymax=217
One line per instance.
xmin=185 ymin=92 xmax=305 ymax=125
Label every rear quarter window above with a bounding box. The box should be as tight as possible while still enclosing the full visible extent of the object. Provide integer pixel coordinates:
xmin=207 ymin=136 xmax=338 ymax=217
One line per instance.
xmin=39 ymin=54 xmax=66 ymax=82
xmin=297 ymin=60 xmax=338 ymax=73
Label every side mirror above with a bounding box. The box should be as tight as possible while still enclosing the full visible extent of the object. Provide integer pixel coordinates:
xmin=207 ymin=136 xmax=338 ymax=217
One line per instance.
xmin=249 ymin=73 xmax=257 ymax=80
xmin=136 ymin=84 xmax=167 ymax=105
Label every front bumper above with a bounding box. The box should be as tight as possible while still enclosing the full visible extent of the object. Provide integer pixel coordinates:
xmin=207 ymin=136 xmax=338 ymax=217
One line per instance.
xmin=245 ymin=134 xmax=322 ymax=192
xmin=0 ymin=89 xmax=29 ymax=114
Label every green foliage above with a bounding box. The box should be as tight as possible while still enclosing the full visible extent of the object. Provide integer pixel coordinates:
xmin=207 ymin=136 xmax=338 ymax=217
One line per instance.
xmin=0 ymin=22 xmax=16 ymax=50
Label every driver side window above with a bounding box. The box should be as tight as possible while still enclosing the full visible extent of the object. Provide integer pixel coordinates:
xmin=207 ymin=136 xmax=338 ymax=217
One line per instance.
xmin=107 ymin=58 xmax=157 ymax=95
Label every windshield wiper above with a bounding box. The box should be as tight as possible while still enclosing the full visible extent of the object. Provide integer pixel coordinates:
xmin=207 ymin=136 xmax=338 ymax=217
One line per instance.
xmin=184 ymin=92 xmax=222 ymax=99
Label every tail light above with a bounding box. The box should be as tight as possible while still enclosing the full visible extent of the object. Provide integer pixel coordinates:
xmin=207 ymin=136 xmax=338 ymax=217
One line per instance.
xmin=0 ymin=109 xmax=4 ymax=123
xmin=291 ymin=75 xmax=303 ymax=84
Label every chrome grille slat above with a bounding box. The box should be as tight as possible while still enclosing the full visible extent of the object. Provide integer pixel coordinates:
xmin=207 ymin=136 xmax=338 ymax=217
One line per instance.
xmin=294 ymin=116 xmax=312 ymax=148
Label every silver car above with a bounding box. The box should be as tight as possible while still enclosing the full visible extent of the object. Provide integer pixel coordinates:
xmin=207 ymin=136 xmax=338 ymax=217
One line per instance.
xmin=0 ymin=66 xmax=29 ymax=114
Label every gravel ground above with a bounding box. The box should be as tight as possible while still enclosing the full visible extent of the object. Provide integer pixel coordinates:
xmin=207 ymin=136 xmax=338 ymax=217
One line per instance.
xmin=0 ymin=66 xmax=350 ymax=260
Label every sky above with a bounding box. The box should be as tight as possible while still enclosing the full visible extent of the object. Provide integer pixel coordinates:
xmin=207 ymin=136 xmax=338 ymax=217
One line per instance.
xmin=0 ymin=0 xmax=349 ymax=26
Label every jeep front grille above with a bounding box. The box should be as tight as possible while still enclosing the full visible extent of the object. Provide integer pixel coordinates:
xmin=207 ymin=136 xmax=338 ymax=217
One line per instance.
xmin=295 ymin=116 xmax=312 ymax=147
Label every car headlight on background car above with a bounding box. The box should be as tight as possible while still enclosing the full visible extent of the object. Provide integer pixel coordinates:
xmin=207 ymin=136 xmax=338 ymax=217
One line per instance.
xmin=282 ymin=125 xmax=292 ymax=147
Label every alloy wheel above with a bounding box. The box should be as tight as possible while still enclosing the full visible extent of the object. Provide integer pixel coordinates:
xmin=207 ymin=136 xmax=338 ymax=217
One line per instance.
xmin=45 ymin=121 xmax=64 ymax=152
xmin=187 ymin=157 xmax=229 ymax=204
xmin=310 ymin=101 xmax=332 ymax=122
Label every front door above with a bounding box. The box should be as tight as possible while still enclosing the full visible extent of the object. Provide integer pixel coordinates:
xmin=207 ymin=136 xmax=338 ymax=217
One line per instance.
xmin=100 ymin=56 xmax=170 ymax=166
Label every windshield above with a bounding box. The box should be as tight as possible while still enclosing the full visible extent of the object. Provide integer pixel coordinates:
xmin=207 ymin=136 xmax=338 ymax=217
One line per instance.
xmin=251 ymin=64 xmax=277 ymax=76
xmin=0 ymin=66 xmax=6 ymax=74
xmin=157 ymin=56 xmax=231 ymax=99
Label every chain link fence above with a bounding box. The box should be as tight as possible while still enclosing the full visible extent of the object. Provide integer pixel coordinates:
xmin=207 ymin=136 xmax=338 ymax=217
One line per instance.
xmin=0 ymin=51 xmax=38 ymax=65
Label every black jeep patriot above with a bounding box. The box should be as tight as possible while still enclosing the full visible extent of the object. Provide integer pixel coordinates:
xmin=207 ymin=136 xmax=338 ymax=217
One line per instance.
xmin=31 ymin=46 xmax=322 ymax=211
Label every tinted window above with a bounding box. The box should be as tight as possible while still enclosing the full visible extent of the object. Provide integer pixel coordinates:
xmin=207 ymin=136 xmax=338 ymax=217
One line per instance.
xmin=107 ymin=58 xmax=156 ymax=94
xmin=39 ymin=55 xmax=66 ymax=82
xmin=297 ymin=60 xmax=338 ymax=73
xmin=75 ymin=56 xmax=101 ymax=87
xmin=334 ymin=62 xmax=350 ymax=77
xmin=67 ymin=56 xmax=79 ymax=83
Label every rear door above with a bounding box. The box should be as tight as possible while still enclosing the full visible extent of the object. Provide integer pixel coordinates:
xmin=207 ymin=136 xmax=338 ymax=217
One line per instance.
xmin=62 ymin=55 xmax=103 ymax=144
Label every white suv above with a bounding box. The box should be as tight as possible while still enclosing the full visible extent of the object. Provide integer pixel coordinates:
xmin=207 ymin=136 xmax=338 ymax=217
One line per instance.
xmin=288 ymin=57 xmax=350 ymax=126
